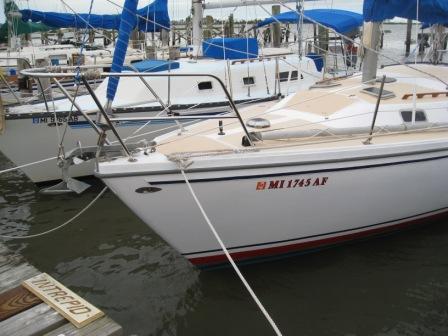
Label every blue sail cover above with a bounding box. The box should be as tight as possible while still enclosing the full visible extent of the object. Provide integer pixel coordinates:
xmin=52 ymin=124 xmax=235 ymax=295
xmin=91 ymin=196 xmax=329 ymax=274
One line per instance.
xmin=20 ymin=0 xmax=170 ymax=32
xmin=203 ymin=38 xmax=259 ymax=60
xmin=256 ymin=9 xmax=363 ymax=34
xmin=106 ymin=0 xmax=138 ymax=102
xmin=363 ymin=0 xmax=448 ymax=25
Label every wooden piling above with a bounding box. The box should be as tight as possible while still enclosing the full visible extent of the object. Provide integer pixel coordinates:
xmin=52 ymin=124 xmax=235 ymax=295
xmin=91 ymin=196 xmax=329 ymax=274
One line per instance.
xmin=0 ymin=243 xmax=123 ymax=336
xmin=405 ymin=19 xmax=412 ymax=57
xmin=272 ymin=5 xmax=281 ymax=48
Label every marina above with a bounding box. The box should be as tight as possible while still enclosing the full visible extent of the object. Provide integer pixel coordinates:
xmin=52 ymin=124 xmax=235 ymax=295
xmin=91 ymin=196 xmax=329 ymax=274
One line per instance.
xmin=1 ymin=0 xmax=448 ymax=335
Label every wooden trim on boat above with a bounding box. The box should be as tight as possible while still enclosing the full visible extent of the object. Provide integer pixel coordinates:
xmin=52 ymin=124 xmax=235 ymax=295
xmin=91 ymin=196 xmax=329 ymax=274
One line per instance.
xmin=402 ymin=91 xmax=448 ymax=100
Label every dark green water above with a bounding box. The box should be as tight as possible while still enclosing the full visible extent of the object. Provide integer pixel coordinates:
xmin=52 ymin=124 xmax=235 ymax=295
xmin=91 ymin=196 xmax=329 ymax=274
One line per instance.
xmin=2 ymin=24 xmax=448 ymax=336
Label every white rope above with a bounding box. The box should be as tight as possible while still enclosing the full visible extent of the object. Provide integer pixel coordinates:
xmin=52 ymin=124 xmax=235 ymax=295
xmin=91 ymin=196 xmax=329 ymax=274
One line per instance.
xmin=0 ymin=156 xmax=58 ymax=175
xmin=180 ymin=169 xmax=282 ymax=336
xmin=0 ymin=186 xmax=108 ymax=240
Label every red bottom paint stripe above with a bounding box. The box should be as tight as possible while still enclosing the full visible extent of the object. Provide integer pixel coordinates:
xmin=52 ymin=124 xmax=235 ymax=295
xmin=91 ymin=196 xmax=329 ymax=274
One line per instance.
xmin=188 ymin=210 xmax=448 ymax=266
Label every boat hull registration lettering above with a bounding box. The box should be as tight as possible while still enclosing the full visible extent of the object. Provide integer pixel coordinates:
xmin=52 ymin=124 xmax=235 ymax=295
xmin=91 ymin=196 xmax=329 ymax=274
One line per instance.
xmin=256 ymin=176 xmax=329 ymax=190
xmin=32 ymin=116 xmax=79 ymax=124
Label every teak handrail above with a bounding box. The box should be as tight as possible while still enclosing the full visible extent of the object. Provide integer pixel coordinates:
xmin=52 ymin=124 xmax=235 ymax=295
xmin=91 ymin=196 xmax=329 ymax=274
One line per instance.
xmin=402 ymin=91 xmax=448 ymax=100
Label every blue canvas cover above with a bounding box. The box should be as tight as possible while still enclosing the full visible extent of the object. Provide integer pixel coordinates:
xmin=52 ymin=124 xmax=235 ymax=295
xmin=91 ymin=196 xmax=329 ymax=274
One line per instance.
xmin=127 ymin=60 xmax=180 ymax=72
xmin=203 ymin=38 xmax=259 ymax=60
xmin=363 ymin=0 xmax=448 ymax=25
xmin=306 ymin=52 xmax=324 ymax=72
xmin=256 ymin=9 xmax=363 ymax=34
xmin=20 ymin=0 xmax=170 ymax=32
xmin=107 ymin=0 xmax=138 ymax=102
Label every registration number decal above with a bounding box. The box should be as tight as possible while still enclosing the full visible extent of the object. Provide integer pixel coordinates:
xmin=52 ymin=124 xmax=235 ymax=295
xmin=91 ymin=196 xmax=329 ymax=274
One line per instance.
xmin=256 ymin=177 xmax=329 ymax=190
xmin=32 ymin=115 xmax=79 ymax=124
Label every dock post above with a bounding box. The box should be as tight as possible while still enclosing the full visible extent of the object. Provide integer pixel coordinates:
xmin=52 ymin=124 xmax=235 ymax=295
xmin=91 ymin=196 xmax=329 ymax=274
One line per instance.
xmin=405 ymin=19 xmax=412 ymax=56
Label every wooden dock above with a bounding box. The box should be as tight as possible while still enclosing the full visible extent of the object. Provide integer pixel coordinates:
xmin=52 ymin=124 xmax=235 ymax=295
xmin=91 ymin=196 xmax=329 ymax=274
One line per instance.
xmin=0 ymin=243 xmax=123 ymax=336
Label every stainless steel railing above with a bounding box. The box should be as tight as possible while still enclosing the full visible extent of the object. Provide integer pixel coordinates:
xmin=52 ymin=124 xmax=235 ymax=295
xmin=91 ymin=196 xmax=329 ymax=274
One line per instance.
xmin=21 ymin=68 xmax=255 ymax=160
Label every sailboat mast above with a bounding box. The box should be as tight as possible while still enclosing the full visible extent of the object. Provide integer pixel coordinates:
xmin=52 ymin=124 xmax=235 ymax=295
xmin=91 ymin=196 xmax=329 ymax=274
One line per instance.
xmin=296 ymin=0 xmax=304 ymax=58
xmin=361 ymin=21 xmax=381 ymax=83
xmin=191 ymin=0 xmax=204 ymax=57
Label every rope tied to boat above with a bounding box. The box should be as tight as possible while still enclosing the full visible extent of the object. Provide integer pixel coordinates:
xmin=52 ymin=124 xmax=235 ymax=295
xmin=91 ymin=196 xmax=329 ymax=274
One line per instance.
xmin=0 ymin=187 xmax=108 ymax=240
xmin=0 ymin=157 xmax=58 ymax=175
xmin=178 ymin=165 xmax=283 ymax=336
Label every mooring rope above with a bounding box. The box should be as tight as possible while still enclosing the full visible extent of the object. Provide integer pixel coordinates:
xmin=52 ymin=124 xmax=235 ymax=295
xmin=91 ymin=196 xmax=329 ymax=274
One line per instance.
xmin=180 ymin=168 xmax=282 ymax=336
xmin=0 ymin=156 xmax=58 ymax=175
xmin=0 ymin=187 xmax=108 ymax=240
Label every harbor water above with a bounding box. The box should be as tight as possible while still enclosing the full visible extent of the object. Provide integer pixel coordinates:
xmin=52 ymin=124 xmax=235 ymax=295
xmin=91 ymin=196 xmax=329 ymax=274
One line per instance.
xmin=1 ymin=24 xmax=448 ymax=335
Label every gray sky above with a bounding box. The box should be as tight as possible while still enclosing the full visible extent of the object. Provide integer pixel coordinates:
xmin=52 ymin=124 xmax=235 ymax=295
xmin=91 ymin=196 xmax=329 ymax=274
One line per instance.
xmin=2 ymin=0 xmax=363 ymax=24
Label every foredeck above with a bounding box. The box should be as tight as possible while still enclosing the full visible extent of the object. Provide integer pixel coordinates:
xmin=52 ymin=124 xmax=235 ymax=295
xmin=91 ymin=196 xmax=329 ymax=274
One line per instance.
xmin=155 ymin=64 xmax=448 ymax=156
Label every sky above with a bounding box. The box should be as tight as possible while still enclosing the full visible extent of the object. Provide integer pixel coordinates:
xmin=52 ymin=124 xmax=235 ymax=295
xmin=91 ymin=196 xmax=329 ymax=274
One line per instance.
xmin=0 ymin=0 xmax=364 ymax=24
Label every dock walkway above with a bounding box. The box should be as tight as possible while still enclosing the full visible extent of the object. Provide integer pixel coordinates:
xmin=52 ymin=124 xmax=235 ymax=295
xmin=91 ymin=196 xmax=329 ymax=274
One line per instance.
xmin=0 ymin=243 xmax=123 ymax=336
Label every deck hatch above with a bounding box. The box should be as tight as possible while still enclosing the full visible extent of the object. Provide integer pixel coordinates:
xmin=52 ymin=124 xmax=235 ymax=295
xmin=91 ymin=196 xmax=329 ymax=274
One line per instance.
xmin=361 ymin=86 xmax=396 ymax=99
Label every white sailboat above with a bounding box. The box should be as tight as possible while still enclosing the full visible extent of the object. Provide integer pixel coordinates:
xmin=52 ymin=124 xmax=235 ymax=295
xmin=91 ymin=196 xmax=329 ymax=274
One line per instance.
xmin=89 ymin=1 xmax=448 ymax=266
xmin=0 ymin=0 xmax=321 ymax=185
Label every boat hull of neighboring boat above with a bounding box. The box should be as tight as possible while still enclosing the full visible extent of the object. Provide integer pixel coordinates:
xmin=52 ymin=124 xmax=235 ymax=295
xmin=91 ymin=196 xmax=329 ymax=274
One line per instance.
xmin=0 ymin=111 xmax=173 ymax=183
xmin=0 ymin=55 xmax=319 ymax=183
xmin=99 ymin=140 xmax=448 ymax=266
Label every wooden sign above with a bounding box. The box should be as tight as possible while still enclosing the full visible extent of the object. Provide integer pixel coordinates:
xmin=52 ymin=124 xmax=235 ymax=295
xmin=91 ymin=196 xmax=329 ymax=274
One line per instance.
xmin=22 ymin=273 xmax=104 ymax=328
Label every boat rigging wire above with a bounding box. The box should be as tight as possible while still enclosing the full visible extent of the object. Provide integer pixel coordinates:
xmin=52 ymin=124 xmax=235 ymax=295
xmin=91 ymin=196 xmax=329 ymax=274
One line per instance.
xmin=0 ymin=186 xmax=108 ymax=240
xmin=180 ymin=168 xmax=283 ymax=336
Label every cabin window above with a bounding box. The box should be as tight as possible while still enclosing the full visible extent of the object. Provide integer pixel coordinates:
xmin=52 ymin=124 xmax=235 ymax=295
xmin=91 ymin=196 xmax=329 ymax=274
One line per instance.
xmin=290 ymin=70 xmax=299 ymax=81
xmin=400 ymin=109 xmax=427 ymax=122
xmin=243 ymin=76 xmax=255 ymax=86
xmin=198 ymin=81 xmax=213 ymax=90
xmin=361 ymin=87 xmax=396 ymax=99
xmin=279 ymin=71 xmax=290 ymax=82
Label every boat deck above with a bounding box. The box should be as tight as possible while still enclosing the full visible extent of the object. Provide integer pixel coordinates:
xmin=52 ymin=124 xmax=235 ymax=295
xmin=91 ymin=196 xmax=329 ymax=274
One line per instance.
xmin=155 ymin=64 xmax=448 ymax=156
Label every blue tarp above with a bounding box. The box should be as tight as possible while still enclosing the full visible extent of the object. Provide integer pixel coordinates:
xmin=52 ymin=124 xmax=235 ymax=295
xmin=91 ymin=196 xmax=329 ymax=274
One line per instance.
xmin=363 ymin=0 xmax=448 ymax=25
xmin=107 ymin=0 xmax=138 ymax=102
xmin=127 ymin=60 xmax=180 ymax=72
xmin=256 ymin=9 xmax=363 ymax=34
xmin=203 ymin=38 xmax=259 ymax=60
xmin=306 ymin=52 xmax=324 ymax=72
xmin=20 ymin=0 xmax=170 ymax=32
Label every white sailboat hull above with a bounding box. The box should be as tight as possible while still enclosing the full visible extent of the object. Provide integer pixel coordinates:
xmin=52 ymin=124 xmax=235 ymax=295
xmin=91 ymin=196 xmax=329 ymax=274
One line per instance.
xmin=0 ymin=55 xmax=318 ymax=183
xmin=0 ymin=111 xmax=175 ymax=183
xmin=99 ymin=141 xmax=448 ymax=266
